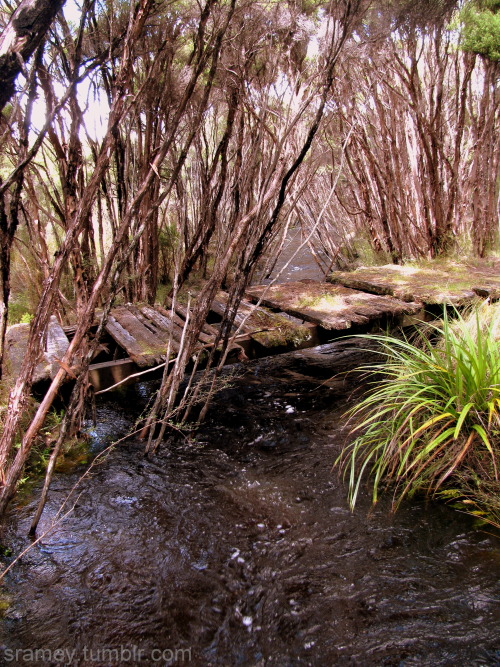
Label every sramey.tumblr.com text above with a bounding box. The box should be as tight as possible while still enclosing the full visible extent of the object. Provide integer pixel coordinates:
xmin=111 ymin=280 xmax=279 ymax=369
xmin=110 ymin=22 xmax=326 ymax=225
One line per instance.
xmin=2 ymin=645 xmax=192 ymax=664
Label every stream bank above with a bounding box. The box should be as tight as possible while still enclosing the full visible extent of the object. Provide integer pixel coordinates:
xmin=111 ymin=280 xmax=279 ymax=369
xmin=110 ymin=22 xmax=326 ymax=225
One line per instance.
xmin=1 ymin=339 xmax=499 ymax=666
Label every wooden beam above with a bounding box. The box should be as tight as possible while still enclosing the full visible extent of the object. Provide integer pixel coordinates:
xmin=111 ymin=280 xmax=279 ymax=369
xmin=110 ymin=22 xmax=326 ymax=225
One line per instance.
xmin=164 ymin=296 xmax=220 ymax=339
xmin=212 ymin=290 xmax=313 ymax=349
xmin=104 ymin=308 xmax=164 ymax=366
xmin=88 ymin=358 xmax=139 ymax=392
xmin=246 ymin=282 xmax=421 ymax=331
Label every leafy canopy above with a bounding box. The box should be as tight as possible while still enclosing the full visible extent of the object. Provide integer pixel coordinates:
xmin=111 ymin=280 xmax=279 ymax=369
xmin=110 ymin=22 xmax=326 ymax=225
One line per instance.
xmin=457 ymin=0 xmax=500 ymax=60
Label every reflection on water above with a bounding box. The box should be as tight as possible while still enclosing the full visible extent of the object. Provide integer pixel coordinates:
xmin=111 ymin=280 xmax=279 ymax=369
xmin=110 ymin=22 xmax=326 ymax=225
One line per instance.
xmin=255 ymin=229 xmax=329 ymax=284
xmin=1 ymin=341 xmax=499 ymax=666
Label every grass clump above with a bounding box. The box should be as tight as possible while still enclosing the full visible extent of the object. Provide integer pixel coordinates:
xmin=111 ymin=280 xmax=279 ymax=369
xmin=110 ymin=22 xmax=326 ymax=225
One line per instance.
xmin=336 ymin=303 xmax=500 ymax=526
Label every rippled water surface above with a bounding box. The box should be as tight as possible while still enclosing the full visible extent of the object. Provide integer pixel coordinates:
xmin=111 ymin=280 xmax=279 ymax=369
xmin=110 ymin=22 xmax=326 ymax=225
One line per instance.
xmin=1 ymin=341 xmax=499 ymax=666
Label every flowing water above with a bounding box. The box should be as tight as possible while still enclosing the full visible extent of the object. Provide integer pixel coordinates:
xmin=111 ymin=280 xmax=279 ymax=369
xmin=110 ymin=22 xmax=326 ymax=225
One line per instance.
xmin=1 ymin=339 xmax=499 ymax=667
xmin=255 ymin=228 xmax=329 ymax=284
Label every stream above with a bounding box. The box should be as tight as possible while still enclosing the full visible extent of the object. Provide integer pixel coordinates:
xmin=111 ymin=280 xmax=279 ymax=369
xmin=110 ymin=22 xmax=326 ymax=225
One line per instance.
xmin=1 ymin=338 xmax=499 ymax=666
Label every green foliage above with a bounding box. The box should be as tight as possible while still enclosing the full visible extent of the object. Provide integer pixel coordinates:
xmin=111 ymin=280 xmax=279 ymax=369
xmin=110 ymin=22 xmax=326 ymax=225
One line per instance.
xmin=7 ymin=297 xmax=34 ymax=325
xmin=54 ymin=436 xmax=92 ymax=474
xmin=0 ymin=545 xmax=12 ymax=558
xmin=8 ymin=233 xmax=42 ymax=324
xmin=18 ymin=409 xmax=63 ymax=480
xmin=336 ymin=305 xmax=500 ymax=523
xmin=159 ymin=224 xmax=179 ymax=249
xmin=155 ymin=282 xmax=171 ymax=304
xmin=19 ymin=312 xmax=34 ymax=324
xmin=3 ymin=406 xmax=66 ymax=500
xmin=456 ymin=0 xmax=500 ymax=60
xmin=334 ymin=234 xmax=393 ymax=271
xmin=297 ymin=292 xmax=341 ymax=309
xmin=476 ymin=0 xmax=500 ymax=11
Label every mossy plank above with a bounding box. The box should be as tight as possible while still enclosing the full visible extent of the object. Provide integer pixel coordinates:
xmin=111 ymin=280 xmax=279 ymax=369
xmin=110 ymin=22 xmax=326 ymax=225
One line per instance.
xmin=137 ymin=304 xmax=175 ymax=333
xmin=164 ymin=296 xmax=220 ymax=340
xmin=126 ymin=304 xmax=165 ymax=335
xmin=136 ymin=305 xmax=181 ymax=353
xmin=105 ymin=316 xmax=148 ymax=366
xmin=154 ymin=303 xmax=214 ymax=349
xmin=329 ymin=261 xmax=500 ymax=304
xmin=116 ymin=306 xmax=171 ymax=361
xmin=159 ymin=301 xmax=249 ymax=357
xmin=246 ymin=281 xmax=421 ymax=331
xmin=210 ymin=292 xmax=259 ymax=333
xmin=105 ymin=308 xmax=164 ymax=366
xmin=214 ymin=290 xmax=311 ymax=348
xmin=127 ymin=303 xmax=182 ymax=352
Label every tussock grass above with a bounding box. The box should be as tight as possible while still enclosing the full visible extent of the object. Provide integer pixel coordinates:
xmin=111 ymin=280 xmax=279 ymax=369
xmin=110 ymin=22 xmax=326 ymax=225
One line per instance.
xmin=336 ymin=303 xmax=500 ymax=526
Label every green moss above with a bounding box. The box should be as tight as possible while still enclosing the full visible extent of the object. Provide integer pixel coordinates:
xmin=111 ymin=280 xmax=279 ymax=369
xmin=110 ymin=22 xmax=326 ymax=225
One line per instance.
xmin=0 ymin=592 xmax=12 ymax=618
xmin=334 ymin=258 xmax=500 ymax=304
xmin=296 ymin=292 xmax=346 ymax=310
xmin=253 ymin=321 xmax=311 ymax=348
xmin=348 ymin=297 xmax=371 ymax=307
xmin=251 ymin=309 xmax=279 ymax=328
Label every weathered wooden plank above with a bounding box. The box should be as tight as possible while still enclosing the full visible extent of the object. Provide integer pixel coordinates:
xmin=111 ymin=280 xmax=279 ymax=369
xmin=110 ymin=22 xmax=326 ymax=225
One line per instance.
xmin=88 ymin=358 xmax=139 ymax=392
xmin=105 ymin=316 xmax=149 ymax=366
xmin=214 ymin=290 xmax=312 ymax=349
xmin=113 ymin=307 xmax=173 ymax=363
xmin=153 ymin=303 xmax=208 ymax=348
xmin=246 ymin=285 xmax=351 ymax=329
xmin=62 ymin=324 xmax=78 ymax=337
xmin=154 ymin=302 xmax=250 ymax=360
xmin=136 ymin=305 xmax=172 ymax=333
xmin=212 ymin=291 xmax=281 ymax=331
xmin=111 ymin=306 xmax=164 ymax=349
xmin=104 ymin=307 xmax=167 ymax=366
xmin=163 ymin=296 xmax=220 ymax=340
xmin=125 ymin=304 xmax=164 ymax=336
xmin=329 ymin=262 xmax=500 ymax=304
xmin=156 ymin=302 xmax=218 ymax=347
xmin=209 ymin=294 xmax=252 ymax=332
xmin=135 ymin=305 xmax=181 ymax=353
xmin=466 ymin=263 xmax=500 ymax=300
xmin=126 ymin=304 xmax=184 ymax=354
xmin=155 ymin=301 xmax=188 ymax=333
xmin=246 ymin=281 xmax=421 ymax=331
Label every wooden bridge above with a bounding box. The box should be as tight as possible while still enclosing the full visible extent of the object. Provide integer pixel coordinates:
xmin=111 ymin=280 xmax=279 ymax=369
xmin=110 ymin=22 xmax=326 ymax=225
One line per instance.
xmin=84 ymin=281 xmax=423 ymax=391
xmin=5 ymin=260 xmax=499 ymax=392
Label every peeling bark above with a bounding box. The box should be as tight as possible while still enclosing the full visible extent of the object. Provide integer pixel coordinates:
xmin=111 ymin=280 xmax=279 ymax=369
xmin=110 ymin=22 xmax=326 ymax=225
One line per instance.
xmin=0 ymin=0 xmax=65 ymax=110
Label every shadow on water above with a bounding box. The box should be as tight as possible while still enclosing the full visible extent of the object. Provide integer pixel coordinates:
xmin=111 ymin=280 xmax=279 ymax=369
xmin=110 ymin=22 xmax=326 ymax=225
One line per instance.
xmin=1 ymin=340 xmax=499 ymax=666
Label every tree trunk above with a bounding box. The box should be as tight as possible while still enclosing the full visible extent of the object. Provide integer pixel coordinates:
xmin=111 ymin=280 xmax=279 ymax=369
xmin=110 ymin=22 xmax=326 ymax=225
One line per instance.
xmin=0 ymin=0 xmax=65 ymax=110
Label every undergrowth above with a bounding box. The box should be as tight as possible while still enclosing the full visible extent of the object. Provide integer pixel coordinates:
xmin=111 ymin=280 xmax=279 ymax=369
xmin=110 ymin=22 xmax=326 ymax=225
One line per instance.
xmin=336 ymin=303 xmax=500 ymax=528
